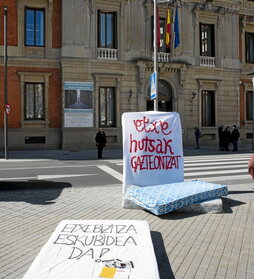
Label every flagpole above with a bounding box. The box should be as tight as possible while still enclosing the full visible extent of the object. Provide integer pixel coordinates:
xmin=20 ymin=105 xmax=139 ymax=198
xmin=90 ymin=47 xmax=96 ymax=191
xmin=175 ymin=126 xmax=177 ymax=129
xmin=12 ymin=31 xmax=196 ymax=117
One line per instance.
xmin=154 ymin=0 xmax=158 ymax=111
xmin=4 ymin=6 xmax=9 ymax=160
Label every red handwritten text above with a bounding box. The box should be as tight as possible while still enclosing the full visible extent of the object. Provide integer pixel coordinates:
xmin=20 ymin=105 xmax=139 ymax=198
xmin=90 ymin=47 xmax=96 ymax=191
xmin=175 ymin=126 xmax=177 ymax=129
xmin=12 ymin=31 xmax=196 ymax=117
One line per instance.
xmin=130 ymin=134 xmax=174 ymax=155
xmin=130 ymin=155 xmax=181 ymax=172
xmin=133 ymin=116 xmax=172 ymax=135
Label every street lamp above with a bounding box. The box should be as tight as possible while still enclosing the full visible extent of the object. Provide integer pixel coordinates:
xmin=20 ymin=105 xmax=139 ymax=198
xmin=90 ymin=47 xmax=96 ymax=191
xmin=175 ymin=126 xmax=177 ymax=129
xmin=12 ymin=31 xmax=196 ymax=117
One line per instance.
xmin=4 ymin=6 xmax=9 ymax=159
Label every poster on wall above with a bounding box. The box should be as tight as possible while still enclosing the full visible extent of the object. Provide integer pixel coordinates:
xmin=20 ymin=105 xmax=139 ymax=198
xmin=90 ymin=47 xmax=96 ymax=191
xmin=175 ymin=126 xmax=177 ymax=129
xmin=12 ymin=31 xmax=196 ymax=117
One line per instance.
xmin=122 ymin=111 xmax=184 ymax=193
xmin=22 ymin=220 xmax=160 ymax=279
xmin=64 ymin=82 xmax=93 ymax=127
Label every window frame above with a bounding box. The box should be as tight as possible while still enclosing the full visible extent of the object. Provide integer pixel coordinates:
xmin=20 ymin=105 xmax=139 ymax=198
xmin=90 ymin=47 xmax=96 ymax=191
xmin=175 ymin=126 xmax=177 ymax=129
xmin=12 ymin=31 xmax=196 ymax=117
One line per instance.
xmin=25 ymin=7 xmax=45 ymax=47
xmin=200 ymin=23 xmax=215 ymax=57
xmin=99 ymin=86 xmax=116 ymax=128
xmin=24 ymin=82 xmax=45 ymax=120
xmin=97 ymin=10 xmax=117 ymax=49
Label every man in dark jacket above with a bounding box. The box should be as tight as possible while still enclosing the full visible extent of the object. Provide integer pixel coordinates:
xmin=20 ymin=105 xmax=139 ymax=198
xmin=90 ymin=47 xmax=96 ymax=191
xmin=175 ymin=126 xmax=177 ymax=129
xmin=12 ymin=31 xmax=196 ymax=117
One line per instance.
xmin=95 ymin=129 xmax=107 ymax=159
xmin=222 ymin=126 xmax=231 ymax=151
xmin=218 ymin=124 xmax=224 ymax=151
xmin=231 ymin=125 xmax=240 ymax=151
xmin=194 ymin=127 xmax=202 ymax=149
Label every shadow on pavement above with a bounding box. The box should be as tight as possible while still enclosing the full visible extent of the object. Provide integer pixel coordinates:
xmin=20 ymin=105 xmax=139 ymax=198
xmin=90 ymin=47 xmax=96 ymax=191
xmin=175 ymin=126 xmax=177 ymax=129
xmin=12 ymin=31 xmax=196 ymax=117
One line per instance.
xmin=151 ymin=231 xmax=175 ymax=279
xmin=158 ymin=211 xmax=202 ymax=220
xmin=222 ymin=197 xmax=246 ymax=213
xmin=0 ymin=180 xmax=72 ymax=205
xmin=228 ymin=190 xmax=254 ymax=195
xmin=0 ymin=149 xmax=123 ymax=161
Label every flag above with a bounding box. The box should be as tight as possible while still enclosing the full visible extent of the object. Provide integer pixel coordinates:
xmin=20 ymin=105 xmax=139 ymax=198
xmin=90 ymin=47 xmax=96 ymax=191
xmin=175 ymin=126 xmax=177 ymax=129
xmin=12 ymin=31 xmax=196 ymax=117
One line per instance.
xmin=165 ymin=9 xmax=171 ymax=48
xmin=174 ymin=6 xmax=180 ymax=49
xmin=157 ymin=6 xmax=160 ymax=49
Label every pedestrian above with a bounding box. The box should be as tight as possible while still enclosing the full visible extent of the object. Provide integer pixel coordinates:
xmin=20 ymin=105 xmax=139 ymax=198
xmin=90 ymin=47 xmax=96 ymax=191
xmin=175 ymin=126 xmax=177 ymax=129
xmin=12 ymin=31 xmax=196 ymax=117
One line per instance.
xmin=231 ymin=125 xmax=240 ymax=151
xmin=222 ymin=126 xmax=231 ymax=151
xmin=95 ymin=128 xmax=107 ymax=159
xmin=194 ymin=127 xmax=202 ymax=149
xmin=218 ymin=124 xmax=224 ymax=151
xmin=248 ymin=154 xmax=254 ymax=180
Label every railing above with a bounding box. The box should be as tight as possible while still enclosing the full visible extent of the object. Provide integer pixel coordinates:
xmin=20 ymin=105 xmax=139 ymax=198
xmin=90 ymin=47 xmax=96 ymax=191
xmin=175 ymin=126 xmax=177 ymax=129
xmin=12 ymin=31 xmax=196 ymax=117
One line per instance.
xmin=158 ymin=52 xmax=170 ymax=62
xmin=152 ymin=52 xmax=171 ymax=63
xmin=97 ymin=48 xmax=118 ymax=60
xmin=200 ymin=56 xmax=215 ymax=67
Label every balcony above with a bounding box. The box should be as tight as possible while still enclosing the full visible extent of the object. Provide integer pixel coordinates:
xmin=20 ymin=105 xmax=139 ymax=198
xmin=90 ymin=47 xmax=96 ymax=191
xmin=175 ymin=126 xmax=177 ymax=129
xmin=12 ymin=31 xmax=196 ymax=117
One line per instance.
xmin=97 ymin=48 xmax=118 ymax=60
xmin=152 ymin=52 xmax=171 ymax=63
xmin=158 ymin=52 xmax=170 ymax=63
xmin=200 ymin=56 xmax=215 ymax=67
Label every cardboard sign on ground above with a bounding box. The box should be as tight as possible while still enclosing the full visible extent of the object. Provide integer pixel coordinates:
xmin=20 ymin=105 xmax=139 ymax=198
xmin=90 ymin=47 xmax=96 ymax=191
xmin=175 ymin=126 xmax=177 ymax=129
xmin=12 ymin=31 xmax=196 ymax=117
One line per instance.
xmin=23 ymin=220 xmax=160 ymax=279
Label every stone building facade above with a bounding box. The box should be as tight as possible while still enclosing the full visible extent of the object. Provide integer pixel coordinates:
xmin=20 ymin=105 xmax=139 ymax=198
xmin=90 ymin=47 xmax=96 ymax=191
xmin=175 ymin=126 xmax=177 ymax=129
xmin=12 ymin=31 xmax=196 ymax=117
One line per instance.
xmin=0 ymin=0 xmax=254 ymax=150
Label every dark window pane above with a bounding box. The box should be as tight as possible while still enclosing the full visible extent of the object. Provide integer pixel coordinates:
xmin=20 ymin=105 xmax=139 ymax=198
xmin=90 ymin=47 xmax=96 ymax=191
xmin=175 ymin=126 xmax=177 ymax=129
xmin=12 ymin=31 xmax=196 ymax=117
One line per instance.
xmin=98 ymin=11 xmax=116 ymax=49
xmin=26 ymin=9 xmax=35 ymax=46
xmin=200 ymin=23 xmax=214 ymax=57
xmin=106 ymin=14 xmax=113 ymax=48
xmin=36 ymin=10 xmax=44 ymax=46
xmin=246 ymin=33 xmax=254 ymax=63
xmin=100 ymin=88 xmax=106 ymax=126
xmin=151 ymin=17 xmax=169 ymax=53
xmin=106 ymin=88 xmax=115 ymax=126
xmin=25 ymin=83 xmax=44 ymax=120
xmin=246 ymin=91 xmax=253 ymax=120
xmin=25 ymin=84 xmax=35 ymax=119
xmin=99 ymin=87 xmax=115 ymax=127
xmin=202 ymin=90 xmax=215 ymax=126
xmin=100 ymin=13 xmax=106 ymax=47
xmin=35 ymin=84 xmax=44 ymax=119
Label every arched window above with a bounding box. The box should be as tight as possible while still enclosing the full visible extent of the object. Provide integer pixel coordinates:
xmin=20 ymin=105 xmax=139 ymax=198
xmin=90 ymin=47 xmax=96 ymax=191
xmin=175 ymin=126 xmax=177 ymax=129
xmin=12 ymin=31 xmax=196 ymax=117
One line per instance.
xmin=147 ymin=80 xmax=173 ymax=111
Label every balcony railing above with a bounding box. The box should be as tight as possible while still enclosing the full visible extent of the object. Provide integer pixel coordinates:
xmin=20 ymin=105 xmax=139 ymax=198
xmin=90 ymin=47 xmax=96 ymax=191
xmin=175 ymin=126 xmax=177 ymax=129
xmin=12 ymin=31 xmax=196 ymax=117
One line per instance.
xmin=152 ymin=52 xmax=171 ymax=63
xmin=200 ymin=56 xmax=215 ymax=67
xmin=158 ymin=52 xmax=170 ymax=63
xmin=97 ymin=48 xmax=118 ymax=60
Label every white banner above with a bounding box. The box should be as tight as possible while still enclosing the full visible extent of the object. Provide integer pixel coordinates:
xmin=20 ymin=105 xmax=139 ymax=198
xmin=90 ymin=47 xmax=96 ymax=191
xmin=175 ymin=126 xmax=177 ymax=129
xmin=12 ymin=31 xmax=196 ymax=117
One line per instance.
xmin=23 ymin=220 xmax=160 ymax=279
xmin=122 ymin=111 xmax=184 ymax=192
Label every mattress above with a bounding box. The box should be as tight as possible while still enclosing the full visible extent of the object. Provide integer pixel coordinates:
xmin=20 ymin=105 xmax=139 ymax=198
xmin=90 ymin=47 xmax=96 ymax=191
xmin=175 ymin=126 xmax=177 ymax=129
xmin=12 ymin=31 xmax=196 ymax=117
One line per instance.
xmin=124 ymin=180 xmax=228 ymax=215
xmin=23 ymin=220 xmax=160 ymax=279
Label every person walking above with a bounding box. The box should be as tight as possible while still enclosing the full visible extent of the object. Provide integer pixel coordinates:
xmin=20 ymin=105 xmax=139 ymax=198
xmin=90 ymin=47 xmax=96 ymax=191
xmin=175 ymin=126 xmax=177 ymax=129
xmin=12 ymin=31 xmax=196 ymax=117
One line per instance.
xmin=194 ymin=127 xmax=202 ymax=149
xmin=231 ymin=125 xmax=240 ymax=151
xmin=95 ymin=128 xmax=107 ymax=159
xmin=218 ymin=124 xmax=224 ymax=151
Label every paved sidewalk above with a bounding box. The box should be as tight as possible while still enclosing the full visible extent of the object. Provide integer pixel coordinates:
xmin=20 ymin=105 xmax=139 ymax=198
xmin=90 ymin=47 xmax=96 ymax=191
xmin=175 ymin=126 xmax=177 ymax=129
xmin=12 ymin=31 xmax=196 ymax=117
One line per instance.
xmin=0 ymin=146 xmax=254 ymax=279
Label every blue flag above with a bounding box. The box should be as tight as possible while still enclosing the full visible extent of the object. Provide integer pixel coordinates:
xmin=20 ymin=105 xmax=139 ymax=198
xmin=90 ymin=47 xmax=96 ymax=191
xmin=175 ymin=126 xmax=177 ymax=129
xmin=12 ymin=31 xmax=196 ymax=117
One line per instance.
xmin=174 ymin=6 xmax=180 ymax=49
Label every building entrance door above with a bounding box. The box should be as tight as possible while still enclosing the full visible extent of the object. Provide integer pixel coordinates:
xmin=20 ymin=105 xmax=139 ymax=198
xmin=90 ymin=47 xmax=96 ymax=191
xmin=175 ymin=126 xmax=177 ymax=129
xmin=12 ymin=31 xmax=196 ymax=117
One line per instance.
xmin=147 ymin=79 xmax=173 ymax=111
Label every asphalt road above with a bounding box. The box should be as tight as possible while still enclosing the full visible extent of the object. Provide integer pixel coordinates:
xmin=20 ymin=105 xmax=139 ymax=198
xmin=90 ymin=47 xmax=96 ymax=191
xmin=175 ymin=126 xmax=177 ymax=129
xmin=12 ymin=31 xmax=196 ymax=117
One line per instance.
xmin=0 ymin=151 xmax=252 ymax=193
